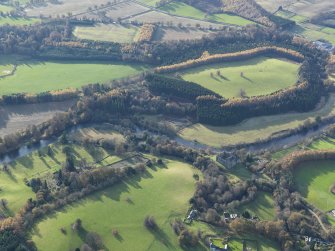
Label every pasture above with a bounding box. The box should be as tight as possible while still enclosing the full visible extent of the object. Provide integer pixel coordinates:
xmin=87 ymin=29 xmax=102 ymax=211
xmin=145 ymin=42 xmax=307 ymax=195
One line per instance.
xmin=0 ymin=141 xmax=121 ymax=215
xmin=25 ymin=0 xmax=112 ymax=18
xmin=73 ymin=24 xmax=139 ymax=43
xmin=0 ymin=57 xmax=148 ymax=94
xmin=180 ymin=56 xmax=299 ymax=98
xmin=153 ymin=27 xmax=213 ymax=41
xmin=293 ymin=160 xmax=335 ymax=211
xmin=179 ymin=94 xmax=335 ymax=147
xmin=256 ymin=0 xmax=334 ymax=17
xmin=0 ymin=4 xmax=13 ymax=13
xmin=159 ymin=1 xmax=254 ymax=26
xmin=129 ymin=11 xmax=224 ymax=29
xmin=0 ymin=16 xmax=39 ymax=26
xmin=238 ymin=192 xmax=275 ymax=220
xmin=31 ymin=159 xmax=202 ymax=251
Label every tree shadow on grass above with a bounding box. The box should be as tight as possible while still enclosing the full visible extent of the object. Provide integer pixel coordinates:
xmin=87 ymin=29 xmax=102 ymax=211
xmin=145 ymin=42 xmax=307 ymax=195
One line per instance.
xmin=148 ymin=227 xmax=174 ymax=249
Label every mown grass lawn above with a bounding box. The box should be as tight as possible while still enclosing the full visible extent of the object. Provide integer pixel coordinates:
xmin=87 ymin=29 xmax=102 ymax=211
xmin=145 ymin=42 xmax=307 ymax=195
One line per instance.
xmin=73 ymin=24 xmax=139 ymax=43
xmin=0 ymin=57 xmax=148 ymax=94
xmin=0 ymin=16 xmax=40 ymax=26
xmin=293 ymin=160 xmax=335 ymax=211
xmin=31 ymin=159 xmax=202 ymax=251
xmin=238 ymin=192 xmax=275 ymax=220
xmin=179 ymin=94 xmax=335 ymax=147
xmin=0 ymin=142 xmax=120 ymax=215
xmin=180 ymin=56 xmax=299 ymax=98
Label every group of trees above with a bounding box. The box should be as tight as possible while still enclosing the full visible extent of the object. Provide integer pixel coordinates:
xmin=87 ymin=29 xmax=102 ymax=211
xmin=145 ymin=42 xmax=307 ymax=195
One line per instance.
xmin=136 ymin=24 xmax=157 ymax=43
xmin=0 ymin=89 xmax=78 ymax=105
xmin=145 ymin=74 xmax=220 ymax=100
xmin=154 ymin=46 xmax=304 ymax=73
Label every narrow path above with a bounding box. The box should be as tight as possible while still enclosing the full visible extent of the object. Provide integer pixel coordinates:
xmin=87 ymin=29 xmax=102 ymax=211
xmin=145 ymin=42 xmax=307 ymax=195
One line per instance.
xmin=308 ymin=208 xmax=329 ymax=234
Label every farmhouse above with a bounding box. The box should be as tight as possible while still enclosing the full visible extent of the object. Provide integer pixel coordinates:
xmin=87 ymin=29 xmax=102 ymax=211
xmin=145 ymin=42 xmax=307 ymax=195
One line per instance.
xmin=216 ymin=151 xmax=240 ymax=168
xmin=313 ymin=40 xmax=334 ymax=53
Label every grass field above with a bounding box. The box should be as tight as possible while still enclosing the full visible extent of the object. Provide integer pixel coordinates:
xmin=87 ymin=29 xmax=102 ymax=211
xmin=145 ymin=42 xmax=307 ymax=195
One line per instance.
xmin=293 ymin=160 xmax=335 ymax=211
xmin=0 ymin=4 xmax=13 ymax=13
xmin=31 ymin=159 xmax=202 ymax=251
xmin=0 ymin=141 xmax=121 ymax=215
xmin=0 ymin=16 xmax=39 ymax=26
xmin=179 ymin=94 xmax=335 ymax=147
xmin=159 ymin=1 xmax=253 ymax=26
xmin=192 ymin=222 xmax=279 ymax=250
xmin=73 ymin=24 xmax=139 ymax=43
xmin=238 ymin=192 xmax=275 ymax=220
xmin=137 ymin=0 xmax=161 ymax=7
xmin=0 ymin=57 xmax=148 ymax=94
xmin=180 ymin=56 xmax=299 ymax=98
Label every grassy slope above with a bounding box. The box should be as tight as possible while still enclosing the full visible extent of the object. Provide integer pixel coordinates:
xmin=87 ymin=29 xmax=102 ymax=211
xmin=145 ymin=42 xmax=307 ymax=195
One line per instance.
xmin=31 ymin=160 xmax=202 ymax=251
xmin=179 ymin=94 xmax=335 ymax=147
xmin=0 ymin=143 xmax=120 ymax=215
xmin=73 ymin=24 xmax=139 ymax=43
xmin=238 ymin=192 xmax=275 ymax=220
xmin=191 ymin=222 xmax=279 ymax=250
xmin=159 ymin=1 xmax=254 ymax=26
xmin=181 ymin=56 xmax=299 ymax=98
xmin=0 ymin=4 xmax=13 ymax=13
xmin=293 ymin=160 xmax=335 ymax=211
xmin=0 ymin=57 xmax=147 ymax=94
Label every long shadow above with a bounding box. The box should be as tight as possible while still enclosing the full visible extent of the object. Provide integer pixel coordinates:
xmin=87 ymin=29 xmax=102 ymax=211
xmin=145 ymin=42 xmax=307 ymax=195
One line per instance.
xmin=114 ymin=232 xmax=124 ymax=242
xmin=241 ymin=75 xmax=253 ymax=83
xmin=148 ymin=227 xmax=173 ymax=249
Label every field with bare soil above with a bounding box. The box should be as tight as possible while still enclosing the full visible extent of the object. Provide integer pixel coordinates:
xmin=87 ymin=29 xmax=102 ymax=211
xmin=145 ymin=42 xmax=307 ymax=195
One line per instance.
xmin=0 ymin=100 xmax=74 ymax=137
xmin=153 ymin=27 xmax=213 ymax=41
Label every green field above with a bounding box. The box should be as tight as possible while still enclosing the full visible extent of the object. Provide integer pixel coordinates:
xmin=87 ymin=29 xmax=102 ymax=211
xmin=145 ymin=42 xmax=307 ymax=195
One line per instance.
xmin=0 ymin=141 xmax=121 ymax=215
xmin=0 ymin=57 xmax=148 ymax=94
xmin=159 ymin=1 xmax=253 ymax=26
xmin=293 ymin=160 xmax=335 ymax=211
xmin=238 ymin=192 xmax=275 ymax=220
xmin=0 ymin=4 xmax=13 ymax=13
xmin=137 ymin=0 xmax=162 ymax=6
xmin=0 ymin=16 xmax=39 ymax=26
xmin=179 ymin=94 xmax=335 ymax=147
xmin=180 ymin=56 xmax=299 ymax=98
xmin=31 ymin=159 xmax=202 ymax=251
xmin=73 ymin=24 xmax=139 ymax=43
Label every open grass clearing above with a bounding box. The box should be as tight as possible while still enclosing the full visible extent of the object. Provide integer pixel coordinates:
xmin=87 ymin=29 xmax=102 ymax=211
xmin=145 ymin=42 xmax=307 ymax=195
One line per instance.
xmin=238 ymin=192 xmax=275 ymax=220
xmin=0 ymin=56 xmax=148 ymax=94
xmin=136 ymin=0 xmax=162 ymax=7
xmin=0 ymin=141 xmax=120 ymax=215
xmin=159 ymin=1 xmax=254 ymax=26
xmin=68 ymin=124 xmax=126 ymax=145
xmin=0 ymin=4 xmax=13 ymax=13
xmin=25 ymin=0 xmax=113 ymax=18
xmin=191 ymin=221 xmax=279 ymax=251
xmin=153 ymin=26 xmax=213 ymax=41
xmin=105 ymin=1 xmax=149 ymax=19
xmin=293 ymin=160 xmax=335 ymax=211
xmin=180 ymin=56 xmax=299 ymax=98
xmin=128 ymin=10 xmax=224 ymax=29
xmin=179 ymin=94 xmax=335 ymax=147
xmin=0 ymin=16 xmax=39 ymax=26
xmin=73 ymin=24 xmax=139 ymax=43
xmin=31 ymin=159 xmax=203 ymax=251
